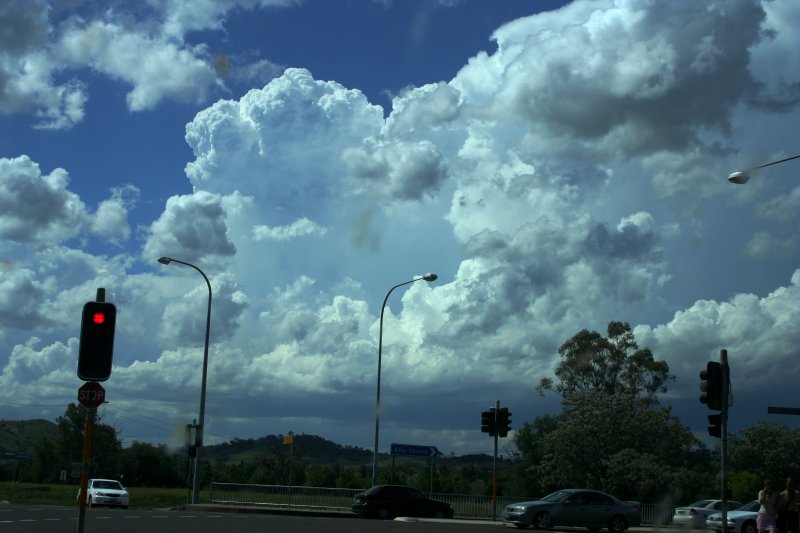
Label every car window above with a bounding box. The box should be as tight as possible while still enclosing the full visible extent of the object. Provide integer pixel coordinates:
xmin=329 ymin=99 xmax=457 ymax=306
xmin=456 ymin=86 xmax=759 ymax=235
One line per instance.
xmin=542 ymin=490 xmax=573 ymax=502
xmin=94 ymin=481 xmax=122 ymax=489
xmin=588 ymin=492 xmax=613 ymax=505
xmin=739 ymin=501 xmax=760 ymax=512
xmin=689 ymin=500 xmax=714 ymax=508
xmin=566 ymin=492 xmax=588 ymax=505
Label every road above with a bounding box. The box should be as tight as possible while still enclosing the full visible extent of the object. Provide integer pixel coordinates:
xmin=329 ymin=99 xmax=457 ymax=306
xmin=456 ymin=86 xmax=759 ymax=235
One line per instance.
xmin=0 ymin=502 xmax=673 ymax=533
xmin=0 ymin=502 xmax=505 ymax=532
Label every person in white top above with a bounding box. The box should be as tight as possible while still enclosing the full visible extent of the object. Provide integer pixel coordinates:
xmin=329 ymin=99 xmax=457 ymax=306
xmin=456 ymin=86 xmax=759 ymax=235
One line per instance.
xmin=759 ymin=479 xmax=779 ymax=533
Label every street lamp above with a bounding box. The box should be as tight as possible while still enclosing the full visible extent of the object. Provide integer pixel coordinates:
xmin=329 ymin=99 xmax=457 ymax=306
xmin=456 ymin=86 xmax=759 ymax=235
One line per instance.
xmin=372 ymin=273 xmax=437 ymax=486
xmin=728 ymin=154 xmax=800 ymax=184
xmin=157 ymin=256 xmax=212 ymax=504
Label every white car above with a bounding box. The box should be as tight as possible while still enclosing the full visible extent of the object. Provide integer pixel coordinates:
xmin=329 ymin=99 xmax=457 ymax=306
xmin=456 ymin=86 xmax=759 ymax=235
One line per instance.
xmin=673 ymin=499 xmax=743 ymax=528
xmin=707 ymin=500 xmax=760 ymax=533
xmin=80 ymin=478 xmax=130 ymax=508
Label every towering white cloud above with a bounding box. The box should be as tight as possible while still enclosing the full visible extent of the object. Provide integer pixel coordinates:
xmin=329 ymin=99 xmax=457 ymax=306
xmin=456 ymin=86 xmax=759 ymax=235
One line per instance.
xmin=0 ymin=0 xmax=798 ymax=454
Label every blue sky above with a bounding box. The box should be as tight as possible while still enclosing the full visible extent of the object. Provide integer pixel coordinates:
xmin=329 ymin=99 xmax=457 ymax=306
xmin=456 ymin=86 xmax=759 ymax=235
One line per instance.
xmin=1 ymin=0 xmax=800 ymax=458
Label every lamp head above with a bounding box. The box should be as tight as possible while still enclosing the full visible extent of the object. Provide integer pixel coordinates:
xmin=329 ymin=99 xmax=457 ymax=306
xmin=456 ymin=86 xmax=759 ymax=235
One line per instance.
xmin=157 ymin=257 xmax=172 ymax=265
xmin=728 ymin=171 xmax=749 ymax=184
xmin=422 ymin=273 xmax=438 ymax=282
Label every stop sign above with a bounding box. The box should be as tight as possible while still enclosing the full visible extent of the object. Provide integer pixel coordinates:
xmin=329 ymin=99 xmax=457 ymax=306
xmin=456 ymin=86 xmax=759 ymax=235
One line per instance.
xmin=78 ymin=381 xmax=105 ymax=408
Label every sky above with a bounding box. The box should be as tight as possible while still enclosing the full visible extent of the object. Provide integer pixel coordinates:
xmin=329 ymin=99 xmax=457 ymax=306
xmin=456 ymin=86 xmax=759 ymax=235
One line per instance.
xmin=1 ymin=0 xmax=800 ymax=460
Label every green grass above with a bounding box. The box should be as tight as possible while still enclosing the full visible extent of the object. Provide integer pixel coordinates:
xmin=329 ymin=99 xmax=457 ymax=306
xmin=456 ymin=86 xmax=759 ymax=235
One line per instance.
xmin=0 ymin=482 xmax=207 ymax=509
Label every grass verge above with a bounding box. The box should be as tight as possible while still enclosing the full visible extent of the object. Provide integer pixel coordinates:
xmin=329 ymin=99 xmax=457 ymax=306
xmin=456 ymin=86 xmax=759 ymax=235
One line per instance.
xmin=0 ymin=481 xmax=205 ymax=509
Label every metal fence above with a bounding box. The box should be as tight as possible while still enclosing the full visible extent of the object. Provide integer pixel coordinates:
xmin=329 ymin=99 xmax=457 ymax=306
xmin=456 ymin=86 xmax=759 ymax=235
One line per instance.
xmin=209 ymin=483 xmax=675 ymax=524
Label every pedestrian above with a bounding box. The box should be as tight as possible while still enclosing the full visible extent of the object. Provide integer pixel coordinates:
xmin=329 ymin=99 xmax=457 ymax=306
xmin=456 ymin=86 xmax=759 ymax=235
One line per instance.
xmin=759 ymin=479 xmax=779 ymax=533
xmin=778 ymin=477 xmax=799 ymax=533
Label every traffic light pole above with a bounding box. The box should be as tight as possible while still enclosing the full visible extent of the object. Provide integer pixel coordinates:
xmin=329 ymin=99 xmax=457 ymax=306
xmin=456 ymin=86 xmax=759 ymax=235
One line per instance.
xmin=492 ymin=399 xmax=499 ymax=521
xmin=76 ymin=407 xmax=96 ymax=533
xmin=720 ymin=349 xmax=730 ymax=533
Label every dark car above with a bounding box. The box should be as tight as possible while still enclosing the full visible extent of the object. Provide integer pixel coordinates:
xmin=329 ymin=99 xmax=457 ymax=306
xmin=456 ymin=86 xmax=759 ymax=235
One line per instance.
xmin=502 ymin=488 xmax=641 ymax=532
xmin=351 ymin=485 xmax=454 ymax=519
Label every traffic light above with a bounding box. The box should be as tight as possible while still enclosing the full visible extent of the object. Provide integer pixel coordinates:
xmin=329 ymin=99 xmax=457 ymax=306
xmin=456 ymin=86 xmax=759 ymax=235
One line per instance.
xmin=481 ymin=409 xmax=496 ymax=436
xmin=699 ymin=361 xmax=723 ymax=410
xmin=708 ymin=414 xmax=722 ymax=438
xmin=497 ymin=407 xmax=512 ymax=437
xmin=77 ymin=301 xmax=117 ymax=381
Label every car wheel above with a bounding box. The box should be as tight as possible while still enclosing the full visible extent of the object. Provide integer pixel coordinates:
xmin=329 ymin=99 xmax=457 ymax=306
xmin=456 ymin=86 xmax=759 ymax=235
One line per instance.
xmin=534 ymin=511 xmax=553 ymax=529
xmin=434 ymin=510 xmax=445 ymax=518
xmin=377 ymin=507 xmax=391 ymax=520
xmin=742 ymin=520 xmax=757 ymax=533
xmin=608 ymin=514 xmax=628 ymax=533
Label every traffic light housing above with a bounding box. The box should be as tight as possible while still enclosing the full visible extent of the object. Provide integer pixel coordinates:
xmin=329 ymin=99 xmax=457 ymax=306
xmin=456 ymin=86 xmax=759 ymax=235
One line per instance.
xmin=708 ymin=414 xmax=722 ymax=438
xmin=699 ymin=361 xmax=723 ymax=410
xmin=77 ymin=301 xmax=117 ymax=381
xmin=481 ymin=409 xmax=496 ymax=436
xmin=497 ymin=407 xmax=512 ymax=437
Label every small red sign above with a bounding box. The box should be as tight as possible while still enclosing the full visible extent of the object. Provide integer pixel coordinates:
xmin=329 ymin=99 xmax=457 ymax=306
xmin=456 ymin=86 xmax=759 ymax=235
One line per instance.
xmin=78 ymin=381 xmax=105 ymax=408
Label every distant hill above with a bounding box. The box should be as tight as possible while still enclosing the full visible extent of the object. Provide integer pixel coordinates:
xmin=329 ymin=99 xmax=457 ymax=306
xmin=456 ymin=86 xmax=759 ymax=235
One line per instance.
xmin=0 ymin=419 xmax=58 ymax=460
xmin=203 ymin=433 xmax=375 ymax=466
xmin=1 ymin=419 xmax=494 ymax=468
xmin=202 ymin=433 xmax=495 ymax=467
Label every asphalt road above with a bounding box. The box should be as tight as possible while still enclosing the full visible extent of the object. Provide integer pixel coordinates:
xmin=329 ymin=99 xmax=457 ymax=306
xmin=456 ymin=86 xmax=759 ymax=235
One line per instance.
xmin=1 ymin=502 xmax=504 ymax=533
xmin=0 ymin=502 xmax=676 ymax=533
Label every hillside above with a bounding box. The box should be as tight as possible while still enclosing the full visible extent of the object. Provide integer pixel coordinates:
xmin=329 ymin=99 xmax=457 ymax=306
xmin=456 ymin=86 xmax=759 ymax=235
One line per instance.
xmin=0 ymin=419 xmax=58 ymax=459
xmin=1 ymin=419 xmax=494 ymax=468
xmin=203 ymin=433 xmax=376 ymax=466
xmin=201 ymin=434 xmax=496 ymax=468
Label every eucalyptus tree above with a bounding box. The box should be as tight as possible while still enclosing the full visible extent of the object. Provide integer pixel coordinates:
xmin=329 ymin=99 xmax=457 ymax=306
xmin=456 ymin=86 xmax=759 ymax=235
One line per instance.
xmin=536 ymin=321 xmax=673 ymax=405
xmin=516 ymin=321 xmax=706 ymax=503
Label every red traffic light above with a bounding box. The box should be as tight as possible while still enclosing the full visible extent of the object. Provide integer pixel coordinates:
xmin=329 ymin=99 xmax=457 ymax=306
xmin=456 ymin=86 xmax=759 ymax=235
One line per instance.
xmin=78 ymin=301 xmax=117 ymax=382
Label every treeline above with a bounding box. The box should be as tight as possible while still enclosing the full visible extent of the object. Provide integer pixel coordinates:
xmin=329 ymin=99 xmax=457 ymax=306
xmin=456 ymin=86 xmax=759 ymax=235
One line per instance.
xmin=2 ymin=402 xmax=800 ymax=504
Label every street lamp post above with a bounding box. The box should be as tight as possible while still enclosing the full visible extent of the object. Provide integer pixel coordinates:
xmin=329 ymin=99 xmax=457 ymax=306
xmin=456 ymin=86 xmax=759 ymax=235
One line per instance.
xmin=157 ymin=256 xmax=212 ymax=505
xmin=371 ymin=273 xmax=437 ymax=486
xmin=728 ymin=154 xmax=800 ymax=184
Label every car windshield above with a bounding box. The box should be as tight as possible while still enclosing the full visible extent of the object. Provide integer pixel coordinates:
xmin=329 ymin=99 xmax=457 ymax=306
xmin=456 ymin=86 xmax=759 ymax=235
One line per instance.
xmin=93 ymin=481 xmax=122 ymax=490
xmin=689 ymin=500 xmax=715 ymax=508
xmin=737 ymin=501 xmax=760 ymax=512
xmin=541 ymin=490 xmax=574 ymax=502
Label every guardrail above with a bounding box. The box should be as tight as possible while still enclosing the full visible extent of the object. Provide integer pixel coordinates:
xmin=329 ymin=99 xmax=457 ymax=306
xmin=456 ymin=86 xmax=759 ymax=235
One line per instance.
xmin=209 ymin=483 xmax=675 ymax=524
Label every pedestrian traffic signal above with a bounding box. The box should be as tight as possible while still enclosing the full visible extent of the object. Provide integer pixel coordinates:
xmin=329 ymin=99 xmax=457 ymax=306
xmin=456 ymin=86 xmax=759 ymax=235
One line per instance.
xmin=708 ymin=414 xmax=722 ymax=438
xmin=497 ymin=407 xmax=512 ymax=437
xmin=77 ymin=301 xmax=117 ymax=381
xmin=699 ymin=361 xmax=723 ymax=411
xmin=481 ymin=409 xmax=496 ymax=436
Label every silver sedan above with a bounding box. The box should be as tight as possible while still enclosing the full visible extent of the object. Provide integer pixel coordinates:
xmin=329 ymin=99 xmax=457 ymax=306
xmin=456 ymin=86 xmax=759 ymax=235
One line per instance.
xmin=706 ymin=501 xmax=760 ymax=533
xmin=502 ymin=488 xmax=641 ymax=532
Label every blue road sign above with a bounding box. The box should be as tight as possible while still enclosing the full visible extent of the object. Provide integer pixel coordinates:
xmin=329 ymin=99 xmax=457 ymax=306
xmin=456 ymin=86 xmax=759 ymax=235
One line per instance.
xmin=390 ymin=443 xmax=440 ymax=457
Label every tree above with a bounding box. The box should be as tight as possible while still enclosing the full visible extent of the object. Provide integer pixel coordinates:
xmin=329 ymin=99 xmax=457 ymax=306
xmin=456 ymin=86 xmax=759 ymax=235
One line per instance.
xmin=532 ymin=391 xmax=704 ymax=502
xmin=118 ymin=442 xmax=183 ymax=487
xmin=23 ymin=403 xmax=122 ymax=483
xmin=537 ymin=321 xmax=673 ymax=406
xmin=728 ymin=422 xmax=800 ymax=496
xmin=512 ymin=415 xmax=559 ymax=495
xmin=521 ymin=322 xmax=705 ymax=503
